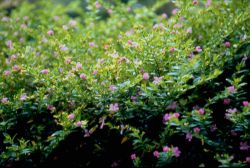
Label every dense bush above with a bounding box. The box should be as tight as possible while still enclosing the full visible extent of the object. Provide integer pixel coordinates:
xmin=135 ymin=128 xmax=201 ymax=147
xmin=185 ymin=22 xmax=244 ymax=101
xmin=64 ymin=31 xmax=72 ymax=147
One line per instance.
xmin=0 ymin=0 xmax=250 ymax=167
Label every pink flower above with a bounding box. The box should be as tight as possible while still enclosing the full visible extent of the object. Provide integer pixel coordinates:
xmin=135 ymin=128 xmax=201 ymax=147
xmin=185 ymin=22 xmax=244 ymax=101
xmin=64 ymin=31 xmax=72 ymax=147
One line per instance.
xmin=192 ymin=0 xmax=198 ymax=5
xmin=95 ymin=1 xmax=101 ymax=9
xmin=163 ymin=146 xmax=170 ymax=152
xmin=80 ymin=73 xmax=87 ymax=80
xmin=1 ymin=97 xmax=9 ymax=104
xmin=131 ymin=96 xmax=137 ymax=102
xmin=69 ymin=20 xmax=77 ymax=27
xmin=143 ymin=73 xmax=150 ymax=80
xmin=210 ymin=124 xmax=217 ymax=132
xmin=153 ymin=77 xmax=163 ymax=84
xmin=172 ymin=8 xmax=178 ymax=15
xmin=246 ymin=157 xmax=250 ymax=163
xmin=169 ymin=48 xmax=176 ymax=53
xmin=109 ymin=103 xmax=119 ymax=112
xmin=59 ymin=44 xmax=68 ymax=51
xmin=163 ymin=113 xmax=171 ymax=122
xmin=186 ymin=27 xmax=192 ymax=34
xmin=12 ymin=65 xmax=20 ymax=71
xmin=195 ymin=46 xmax=202 ymax=53
xmin=240 ymin=142 xmax=250 ymax=151
xmin=107 ymin=9 xmax=113 ymax=15
xmin=76 ymin=62 xmax=83 ymax=70
xmin=224 ymin=41 xmax=231 ymax=48
xmin=198 ymin=108 xmax=205 ymax=115
xmin=227 ymin=86 xmax=235 ymax=93
xmin=47 ymin=30 xmax=54 ymax=36
xmin=109 ymin=85 xmax=117 ymax=91
xmin=186 ymin=132 xmax=192 ymax=142
xmin=20 ymin=94 xmax=27 ymax=101
xmin=223 ymin=98 xmax=231 ymax=105
xmin=6 ymin=40 xmax=13 ymax=49
xmin=93 ymin=70 xmax=98 ymax=75
xmin=76 ymin=121 xmax=82 ymax=127
xmin=226 ymin=108 xmax=237 ymax=113
xmin=68 ymin=113 xmax=75 ymax=120
xmin=243 ymin=101 xmax=249 ymax=107
xmin=161 ymin=13 xmax=168 ymax=19
xmin=130 ymin=153 xmax=136 ymax=160
xmin=153 ymin=150 xmax=160 ymax=158
xmin=100 ymin=117 xmax=106 ymax=129
xmin=205 ymin=0 xmax=212 ymax=8
xmin=193 ymin=127 xmax=201 ymax=133
xmin=173 ymin=112 xmax=180 ymax=118
xmin=173 ymin=147 xmax=181 ymax=157
xmin=89 ymin=42 xmax=95 ymax=48
xmin=3 ymin=70 xmax=11 ymax=76
xmin=41 ymin=69 xmax=49 ymax=74
xmin=166 ymin=102 xmax=177 ymax=110
xmin=47 ymin=105 xmax=55 ymax=111
xmin=64 ymin=58 xmax=71 ymax=64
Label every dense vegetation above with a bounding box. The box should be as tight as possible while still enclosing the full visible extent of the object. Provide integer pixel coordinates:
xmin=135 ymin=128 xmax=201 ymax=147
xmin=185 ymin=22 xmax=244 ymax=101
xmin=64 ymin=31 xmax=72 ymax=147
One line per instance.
xmin=0 ymin=0 xmax=250 ymax=167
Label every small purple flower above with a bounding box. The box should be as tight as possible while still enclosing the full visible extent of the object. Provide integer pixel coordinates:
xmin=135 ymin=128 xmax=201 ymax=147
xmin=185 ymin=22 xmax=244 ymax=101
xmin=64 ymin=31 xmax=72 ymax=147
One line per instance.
xmin=192 ymin=0 xmax=198 ymax=5
xmin=109 ymin=85 xmax=117 ymax=91
xmin=41 ymin=69 xmax=49 ymax=74
xmin=153 ymin=150 xmax=160 ymax=158
xmin=47 ymin=30 xmax=54 ymax=36
xmin=172 ymin=8 xmax=178 ymax=15
xmin=162 ymin=146 xmax=170 ymax=152
xmin=186 ymin=27 xmax=192 ymax=34
xmin=59 ymin=44 xmax=68 ymax=51
xmin=163 ymin=113 xmax=171 ymax=122
xmin=47 ymin=105 xmax=55 ymax=111
xmin=89 ymin=42 xmax=95 ymax=48
xmin=246 ymin=157 xmax=250 ymax=163
xmin=243 ymin=101 xmax=249 ymax=107
xmin=186 ymin=132 xmax=192 ymax=142
xmin=169 ymin=48 xmax=176 ymax=53
xmin=3 ymin=70 xmax=11 ymax=76
xmin=6 ymin=40 xmax=13 ymax=49
xmin=76 ymin=62 xmax=83 ymax=70
xmin=80 ymin=73 xmax=87 ymax=80
xmin=195 ymin=46 xmax=202 ymax=53
xmin=143 ymin=73 xmax=150 ymax=80
xmin=240 ymin=142 xmax=250 ymax=151
xmin=107 ymin=9 xmax=113 ymax=15
xmin=68 ymin=113 xmax=75 ymax=120
xmin=173 ymin=147 xmax=181 ymax=157
xmin=205 ymin=0 xmax=212 ymax=8
xmin=76 ymin=121 xmax=82 ymax=127
xmin=12 ymin=65 xmax=20 ymax=71
xmin=130 ymin=153 xmax=136 ymax=160
xmin=109 ymin=103 xmax=119 ymax=112
xmin=95 ymin=1 xmax=101 ymax=9
xmin=223 ymin=98 xmax=231 ymax=105
xmin=226 ymin=108 xmax=237 ymax=113
xmin=193 ymin=127 xmax=201 ymax=133
xmin=69 ymin=20 xmax=77 ymax=27
xmin=20 ymin=94 xmax=27 ymax=101
xmin=1 ymin=97 xmax=9 ymax=104
xmin=173 ymin=112 xmax=180 ymax=118
xmin=153 ymin=77 xmax=163 ymax=84
xmin=131 ymin=96 xmax=137 ymax=102
xmin=227 ymin=86 xmax=235 ymax=93
xmin=210 ymin=124 xmax=217 ymax=132
xmin=198 ymin=108 xmax=205 ymax=115
xmin=166 ymin=102 xmax=177 ymax=110
xmin=93 ymin=70 xmax=98 ymax=75
xmin=224 ymin=41 xmax=231 ymax=48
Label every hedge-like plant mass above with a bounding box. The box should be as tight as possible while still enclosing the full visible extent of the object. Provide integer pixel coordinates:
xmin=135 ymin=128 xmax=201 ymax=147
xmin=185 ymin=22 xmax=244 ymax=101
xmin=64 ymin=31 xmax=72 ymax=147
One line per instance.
xmin=0 ymin=0 xmax=250 ymax=167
